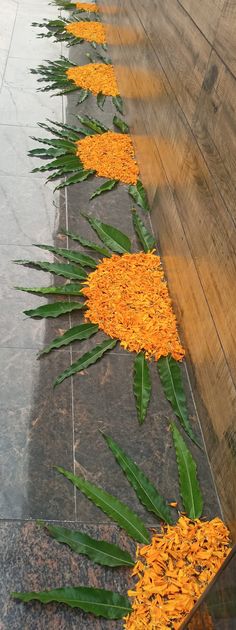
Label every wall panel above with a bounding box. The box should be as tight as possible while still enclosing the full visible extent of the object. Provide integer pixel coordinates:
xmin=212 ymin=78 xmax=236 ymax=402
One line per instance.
xmin=99 ymin=0 xmax=236 ymax=537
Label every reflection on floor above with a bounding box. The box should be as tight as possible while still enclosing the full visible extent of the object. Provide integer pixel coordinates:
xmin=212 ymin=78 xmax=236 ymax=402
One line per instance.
xmin=183 ymin=546 xmax=236 ymax=629
xmin=0 ymin=0 xmax=221 ymax=628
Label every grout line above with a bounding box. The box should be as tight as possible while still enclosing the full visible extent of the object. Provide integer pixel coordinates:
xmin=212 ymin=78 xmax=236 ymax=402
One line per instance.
xmin=0 ymin=2 xmax=19 ymax=94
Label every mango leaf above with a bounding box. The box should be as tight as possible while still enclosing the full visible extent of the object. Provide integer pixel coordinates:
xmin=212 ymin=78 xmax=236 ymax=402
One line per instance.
xmin=41 ymin=523 xmax=134 ymax=567
xmin=15 ymin=284 xmax=82 ymax=296
xmin=24 ymin=301 xmax=85 ymax=319
xmin=157 ymin=356 xmax=200 ymax=446
xmin=54 ymin=338 xmax=117 ymax=387
xmin=63 ymin=229 xmax=111 ymax=257
xmin=103 ymin=433 xmax=174 ymax=524
xmin=82 ymin=214 xmax=131 ymax=254
xmin=132 ymin=210 xmax=156 ymax=252
xmin=77 ymin=114 xmax=108 ymax=134
xmin=14 ymin=260 xmax=87 ymax=280
xmin=133 ymin=352 xmax=152 ymax=425
xmin=39 ymin=323 xmax=99 ymax=356
xmin=113 ymin=116 xmax=129 ymax=134
xmin=56 ymin=466 xmax=150 ymax=544
xmin=77 ymin=88 xmax=90 ymax=103
xmin=31 ymin=137 xmax=76 ymax=153
xmin=34 ymin=244 xmax=97 ymax=268
xmin=112 ymin=95 xmax=123 ymax=115
xmin=29 ymin=147 xmax=67 ymax=158
xmin=12 ymin=587 xmax=131 ymax=619
xmin=33 ymin=155 xmax=82 ymax=173
xmin=171 ymin=424 xmax=203 ymax=519
xmin=90 ymin=179 xmax=118 ymax=200
xmin=129 ymin=180 xmax=150 ymax=212
xmin=54 ymin=169 xmax=95 ymax=190
xmin=97 ymin=92 xmax=106 ymax=110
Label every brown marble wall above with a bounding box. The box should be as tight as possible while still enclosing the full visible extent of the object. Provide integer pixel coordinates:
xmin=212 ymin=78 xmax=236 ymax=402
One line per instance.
xmin=98 ymin=0 xmax=236 ymax=537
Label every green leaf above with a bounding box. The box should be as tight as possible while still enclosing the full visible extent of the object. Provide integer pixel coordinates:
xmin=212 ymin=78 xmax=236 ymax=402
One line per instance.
xmin=35 ymin=244 xmax=97 ymax=268
xmin=24 ymin=301 xmax=85 ymax=319
xmin=113 ymin=116 xmax=129 ymax=134
xmin=39 ymin=323 xmax=99 ymax=356
xmin=32 ymin=155 xmax=82 ymax=173
xmin=56 ymin=466 xmax=150 ymax=544
xmin=14 ymin=260 xmax=87 ymax=280
xmin=77 ymin=114 xmax=108 ymax=134
xmin=63 ymin=229 xmax=111 ymax=257
xmin=129 ymin=180 xmax=150 ymax=212
xmin=12 ymin=587 xmax=131 ymax=619
xmin=103 ymin=433 xmax=174 ymax=524
xmin=112 ymin=95 xmax=124 ymax=115
xmin=41 ymin=523 xmax=134 ymax=567
xmin=133 ymin=352 xmax=152 ymax=425
xmin=15 ymin=284 xmax=83 ymax=296
xmin=171 ymin=424 xmax=203 ymax=519
xmin=54 ymin=169 xmax=95 ymax=190
xmin=97 ymin=92 xmax=106 ymax=110
xmin=132 ymin=210 xmax=156 ymax=252
xmin=54 ymin=338 xmax=117 ymax=387
xmin=83 ymin=215 xmax=131 ymax=254
xmin=77 ymin=88 xmax=90 ymax=103
xmin=157 ymin=356 xmax=200 ymax=446
xmin=29 ymin=147 xmax=67 ymax=158
xmin=90 ymin=179 xmax=118 ymax=200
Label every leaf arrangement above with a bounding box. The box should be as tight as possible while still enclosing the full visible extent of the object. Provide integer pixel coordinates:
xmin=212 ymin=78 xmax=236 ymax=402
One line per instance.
xmin=50 ymin=0 xmax=98 ymax=13
xmin=11 ymin=0 xmax=230 ymax=626
xmin=29 ymin=115 xmax=149 ymax=208
xmin=15 ymin=212 xmax=198 ymax=443
xmin=32 ymin=15 xmax=101 ymax=46
xmin=31 ymin=56 xmax=124 ymax=112
xmin=12 ymin=428 xmax=203 ymax=619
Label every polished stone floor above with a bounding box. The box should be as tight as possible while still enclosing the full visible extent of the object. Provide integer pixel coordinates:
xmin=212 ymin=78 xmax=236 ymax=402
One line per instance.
xmin=0 ymin=1 xmax=221 ymax=628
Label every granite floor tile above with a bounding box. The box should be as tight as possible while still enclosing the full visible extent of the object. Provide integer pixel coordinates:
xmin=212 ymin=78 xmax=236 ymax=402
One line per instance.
xmin=71 ymin=352 xmax=219 ymax=524
xmin=0 ymin=348 xmax=74 ymax=519
xmin=0 ymin=125 xmax=51 ymax=178
xmin=66 ymin=177 xmax=141 ymax=245
xmin=0 ymin=50 xmax=8 ymax=89
xmin=0 ymin=176 xmax=65 ymax=245
xmin=0 ymin=520 xmax=134 ymax=629
xmin=0 ymin=81 xmax=62 ymax=128
xmin=4 ymin=55 xmax=49 ymax=90
xmin=9 ymin=12 xmax=62 ymax=62
xmin=0 ymin=1 xmax=18 ymax=54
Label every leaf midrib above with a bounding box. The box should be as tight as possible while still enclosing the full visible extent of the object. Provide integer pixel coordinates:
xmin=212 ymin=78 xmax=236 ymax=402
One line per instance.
xmin=177 ymin=445 xmax=196 ymax=516
xmin=114 ymin=447 xmax=169 ymax=522
xmin=78 ymin=481 xmax=149 ymax=543
xmin=96 ymin=225 xmax=128 ymax=254
xmin=18 ymin=593 xmax=131 ymax=612
xmin=50 ymin=531 xmax=133 ymax=565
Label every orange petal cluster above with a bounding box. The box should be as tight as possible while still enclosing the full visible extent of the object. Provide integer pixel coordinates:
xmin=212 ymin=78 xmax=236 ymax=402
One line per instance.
xmin=124 ymin=516 xmax=231 ymax=630
xmin=65 ymin=21 xmax=106 ymax=44
xmin=66 ymin=63 xmax=119 ymax=96
xmin=76 ymin=131 xmax=139 ymax=184
xmin=82 ymin=252 xmax=185 ymax=361
xmin=75 ymin=2 xmax=99 ymax=12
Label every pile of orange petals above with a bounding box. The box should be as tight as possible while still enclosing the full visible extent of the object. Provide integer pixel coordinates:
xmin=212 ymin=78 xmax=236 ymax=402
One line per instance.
xmin=76 ymin=131 xmax=139 ymax=185
xmin=75 ymin=2 xmax=99 ymax=12
xmin=124 ymin=516 xmax=231 ymax=630
xmin=65 ymin=21 xmax=106 ymax=44
xmin=66 ymin=63 xmax=119 ymax=96
xmin=82 ymin=252 xmax=185 ymax=361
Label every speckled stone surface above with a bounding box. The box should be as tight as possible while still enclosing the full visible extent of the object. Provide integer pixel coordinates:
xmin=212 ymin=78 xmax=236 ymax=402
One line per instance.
xmin=0 ymin=520 xmax=135 ymax=630
xmin=0 ymin=1 xmax=222 ymax=628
